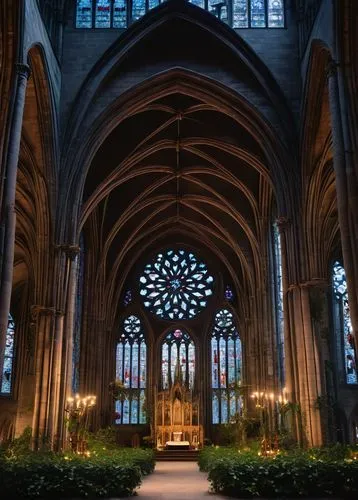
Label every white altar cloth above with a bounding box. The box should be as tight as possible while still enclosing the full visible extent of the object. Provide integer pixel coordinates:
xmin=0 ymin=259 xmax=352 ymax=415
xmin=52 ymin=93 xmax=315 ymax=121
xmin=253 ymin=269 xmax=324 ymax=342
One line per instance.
xmin=166 ymin=441 xmax=190 ymax=446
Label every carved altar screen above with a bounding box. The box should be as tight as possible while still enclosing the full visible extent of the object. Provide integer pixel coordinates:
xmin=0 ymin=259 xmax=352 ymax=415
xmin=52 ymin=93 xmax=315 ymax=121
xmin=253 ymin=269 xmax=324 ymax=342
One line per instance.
xmin=211 ymin=309 xmax=242 ymax=423
xmin=156 ymin=329 xmax=202 ymax=447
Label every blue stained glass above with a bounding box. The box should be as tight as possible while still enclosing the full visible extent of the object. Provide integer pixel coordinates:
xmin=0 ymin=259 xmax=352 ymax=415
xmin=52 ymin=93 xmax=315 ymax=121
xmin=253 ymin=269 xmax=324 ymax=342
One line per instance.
xmin=140 ymin=249 xmax=213 ymax=320
xmin=211 ymin=308 xmax=242 ymax=423
xmin=190 ymin=0 xmax=205 ymax=8
xmin=233 ymin=0 xmax=248 ymax=27
xmin=149 ymin=0 xmax=160 ymax=8
xmin=189 ymin=343 xmax=195 ymax=388
xmin=162 ymin=343 xmax=169 ymax=389
xmin=225 ymin=285 xmax=234 ymax=301
xmin=139 ymin=390 xmax=146 ymax=423
xmin=132 ymin=0 xmax=146 ymax=21
xmin=212 ymin=338 xmax=219 ymax=388
xmin=273 ymin=222 xmax=285 ymax=386
xmin=268 ymin=0 xmax=284 ymax=27
xmin=95 ymin=0 xmax=111 ymax=28
xmin=115 ymin=399 xmax=121 ymax=424
xmin=113 ymin=0 xmax=127 ymax=28
xmin=162 ymin=329 xmax=195 ymax=389
xmin=140 ymin=343 xmax=146 ymax=388
xmin=251 ymin=0 xmax=266 ymax=27
xmin=123 ymin=399 xmax=130 ymax=424
xmin=115 ymin=315 xmax=147 ymax=423
xmin=212 ymin=392 xmax=219 ymax=424
xmin=132 ymin=342 xmax=139 ymax=388
xmin=208 ymin=0 xmax=227 ymax=21
xmin=219 ymin=337 xmax=226 ymax=388
xmin=131 ymin=399 xmax=138 ymax=423
xmin=1 ymin=314 xmax=15 ymax=394
xmin=221 ymin=393 xmax=228 ymax=423
xmin=76 ymin=0 xmax=93 ymax=28
xmin=333 ymin=262 xmax=357 ymax=384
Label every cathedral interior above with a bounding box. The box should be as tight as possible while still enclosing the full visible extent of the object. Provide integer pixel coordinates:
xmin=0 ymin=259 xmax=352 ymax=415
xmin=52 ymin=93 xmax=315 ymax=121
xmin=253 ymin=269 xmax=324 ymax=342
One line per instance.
xmin=0 ymin=0 xmax=358 ymax=451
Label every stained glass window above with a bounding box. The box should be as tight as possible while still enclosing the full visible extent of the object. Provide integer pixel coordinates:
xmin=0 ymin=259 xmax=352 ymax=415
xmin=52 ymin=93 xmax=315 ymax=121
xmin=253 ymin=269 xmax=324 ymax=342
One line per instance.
xmin=123 ymin=290 xmax=132 ymax=307
xmin=225 ymin=285 xmax=234 ymax=302
xmin=113 ymin=0 xmax=127 ymax=28
xmin=189 ymin=0 xmax=205 ymax=8
xmin=76 ymin=0 xmax=93 ymax=28
xmin=132 ymin=0 xmax=146 ymax=21
xmin=76 ymin=1 xmax=285 ymax=29
xmin=1 ymin=314 xmax=15 ymax=394
xmin=232 ymin=0 xmax=248 ymax=27
xmin=95 ymin=0 xmax=111 ymax=27
xmin=211 ymin=309 xmax=242 ymax=423
xmin=208 ymin=0 xmax=228 ymax=22
xmin=72 ymin=238 xmax=84 ymax=394
xmin=149 ymin=0 xmax=161 ymax=9
xmin=115 ymin=315 xmax=147 ymax=424
xmin=273 ymin=222 xmax=285 ymax=386
xmin=139 ymin=249 xmax=214 ymax=320
xmin=161 ymin=329 xmax=195 ymax=389
xmin=251 ymin=0 xmax=266 ymax=27
xmin=268 ymin=0 xmax=284 ymax=27
xmin=332 ymin=262 xmax=357 ymax=385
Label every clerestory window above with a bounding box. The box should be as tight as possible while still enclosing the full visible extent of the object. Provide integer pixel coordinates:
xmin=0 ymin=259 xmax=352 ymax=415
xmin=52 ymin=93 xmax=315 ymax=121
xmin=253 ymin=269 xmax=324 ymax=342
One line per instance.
xmin=75 ymin=0 xmax=285 ymax=29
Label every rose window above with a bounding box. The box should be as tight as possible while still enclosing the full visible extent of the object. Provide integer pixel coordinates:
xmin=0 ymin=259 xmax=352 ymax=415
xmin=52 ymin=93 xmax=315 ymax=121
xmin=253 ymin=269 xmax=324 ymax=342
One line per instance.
xmin=139 ymin=249 xmax=214 ymax=320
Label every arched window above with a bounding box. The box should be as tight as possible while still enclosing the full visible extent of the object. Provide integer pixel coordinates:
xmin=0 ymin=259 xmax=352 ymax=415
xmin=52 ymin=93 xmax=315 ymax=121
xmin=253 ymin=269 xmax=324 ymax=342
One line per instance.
xmin=272 ymin=221 xmax=285 ymax=387
xmin=115 ymin=315 xmax=147 ymax=424
xmin=139 ymin=248 xmax=213 ymax=320
xmin=1 ymin=314 xmax=15 ymax=394
xmin=211 ymin=309 xmax=242 ymax=423
xmin=332 ymin=262 xmax=357 ymax=385
xmin=161 ymin=329 xmax=195 ymax=389
xmin=75 ymin=0 xmax=285 ymax=29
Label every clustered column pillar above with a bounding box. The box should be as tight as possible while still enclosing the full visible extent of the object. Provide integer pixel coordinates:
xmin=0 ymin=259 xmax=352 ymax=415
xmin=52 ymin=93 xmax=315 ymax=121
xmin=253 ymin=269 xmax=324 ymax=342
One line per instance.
xmin=0 ymin=63 xmax=30 ymax=384
xmin=327 ymin=60 xmax=358 ymax=357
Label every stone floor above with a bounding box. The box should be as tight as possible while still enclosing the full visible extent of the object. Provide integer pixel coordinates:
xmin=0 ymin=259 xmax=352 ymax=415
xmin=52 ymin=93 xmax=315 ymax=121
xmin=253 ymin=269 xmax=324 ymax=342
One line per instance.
xmin=123 ymin=461 xmax=229 ymax=499
xmin=120 ymin=461 xmax=343 ymax=499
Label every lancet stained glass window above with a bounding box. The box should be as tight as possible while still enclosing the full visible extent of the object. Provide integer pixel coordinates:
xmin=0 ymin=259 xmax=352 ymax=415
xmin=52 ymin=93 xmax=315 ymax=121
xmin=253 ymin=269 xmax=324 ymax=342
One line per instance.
xmin=1 ymin=314 xmax=15 ymax=394
xmin=332 ymin=262 xmax=357 ymax=385
xmin=272 ymin=222 xmax=285 ymax=386
xmin=115 ymin=315 xmax=147 ymax=424
xmin=211 ymin=309 xmax=242 ymax=423
xmin=75 ymin=1 xmax=284 ymax=29
xmin=139 ymin=249 xmax=214 ymax=320
xmin=113 ymin=0 xmax=127 ymax=28
xmin=76 ymin=0 xmax=92 ymax=28
xmin=161 ymin=329 xmax=195 ymax=389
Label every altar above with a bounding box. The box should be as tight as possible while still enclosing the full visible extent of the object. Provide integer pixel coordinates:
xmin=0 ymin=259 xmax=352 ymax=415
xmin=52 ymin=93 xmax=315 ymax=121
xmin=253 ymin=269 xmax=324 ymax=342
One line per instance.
xmin=155 ymin=380 xmax=203 ymax=450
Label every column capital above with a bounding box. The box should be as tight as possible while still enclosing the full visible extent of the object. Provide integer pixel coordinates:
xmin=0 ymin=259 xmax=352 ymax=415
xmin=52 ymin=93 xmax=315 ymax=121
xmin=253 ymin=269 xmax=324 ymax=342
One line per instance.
xmin=30 ymin=305 xmax=56 ymax=320
xmin=55 ymin=244 xmax=80 ymax=260
xmin=275 ymin=216 xmax=290 ymax=232
xmin=15 ymin=63 xmax=31 ymax=80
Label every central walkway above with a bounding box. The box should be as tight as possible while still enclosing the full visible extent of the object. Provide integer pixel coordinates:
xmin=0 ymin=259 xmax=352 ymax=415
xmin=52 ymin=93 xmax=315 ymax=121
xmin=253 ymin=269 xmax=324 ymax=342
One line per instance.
xmin=125 ymin=461 xmax=229 ymax=499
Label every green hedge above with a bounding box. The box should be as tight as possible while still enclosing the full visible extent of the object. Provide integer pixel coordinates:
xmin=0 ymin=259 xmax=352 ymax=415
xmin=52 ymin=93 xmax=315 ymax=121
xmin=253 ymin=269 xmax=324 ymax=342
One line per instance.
xmin=0 ymin=449 xmax=155 ymax=498
xmin=199 ymin=447 xmax=358 ymax=498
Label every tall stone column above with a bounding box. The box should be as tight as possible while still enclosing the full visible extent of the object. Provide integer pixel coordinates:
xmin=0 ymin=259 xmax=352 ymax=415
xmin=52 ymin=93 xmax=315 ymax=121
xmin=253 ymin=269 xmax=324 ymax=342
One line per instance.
xmin=0 ymin=63 xmax=31 ymax=388
xmin=327 ymin=60 xmax=358 ymax=357
xmin=56 ymin=245 xmax=79 ymax=451
xmin=31 ymin=305 xmax=56 ymax=450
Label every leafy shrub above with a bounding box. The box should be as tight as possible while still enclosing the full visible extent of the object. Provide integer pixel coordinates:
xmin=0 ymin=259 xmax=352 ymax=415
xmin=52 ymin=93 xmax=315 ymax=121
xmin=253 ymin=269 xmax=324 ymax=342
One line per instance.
xmin=0 ymin=447 xmax=155 ymax=498
xmin=200 ymin=448 xmax=358 ymax=498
